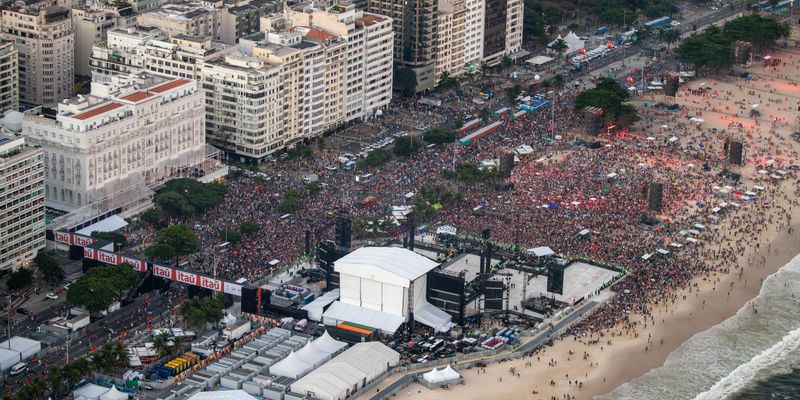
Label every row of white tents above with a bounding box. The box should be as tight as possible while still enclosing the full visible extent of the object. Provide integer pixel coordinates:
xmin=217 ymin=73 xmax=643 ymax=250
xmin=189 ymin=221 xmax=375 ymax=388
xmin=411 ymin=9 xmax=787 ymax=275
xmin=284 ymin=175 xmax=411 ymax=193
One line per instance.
xmin=420 ymin=365 xmax=463 ymax=388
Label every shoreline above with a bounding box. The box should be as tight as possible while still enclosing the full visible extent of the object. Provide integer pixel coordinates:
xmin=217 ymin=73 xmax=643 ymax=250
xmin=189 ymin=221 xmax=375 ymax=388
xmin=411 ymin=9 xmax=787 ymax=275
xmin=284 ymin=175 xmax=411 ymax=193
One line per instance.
xmin=383 ymin=181 xmax=799 ymax=400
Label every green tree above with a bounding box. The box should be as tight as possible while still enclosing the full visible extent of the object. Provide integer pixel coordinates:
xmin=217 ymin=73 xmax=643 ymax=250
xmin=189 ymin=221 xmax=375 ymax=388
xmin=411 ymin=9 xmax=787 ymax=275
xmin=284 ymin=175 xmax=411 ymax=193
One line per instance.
xmin=152 ymin=332 xmax=182 ymax=359
xmin=395 ymin=66 xmax=417 ymax=97
xmin=141 ymin=208 xmax=161 ymax=225
xmin=90 ymin=343 xmax=129 ymax=374
xmin=145 ymin=224 xmax=199 ymax=264
xmin=617 ymin=104 xmax=641 ymax=127
xmin=675 ymin=27 xmax=734 ymax=74
xmin=661 ymin=28 xmax=681 ymax=49
xmin=90 ymin=230 xmax=128 ymax=250
xmin=219 ymin=228 xmax=242 ymax=244
xmin=393 ymin=136 xmax=422 ymax=157
xmin=548 ymin=37 xmax=569 ymax=61
xmin=359 ymin=148 xmax=392 ymax=168
xmin=500 ymin=55 xmax=513 ymax=70
xmin=154 ymin=190 xmax=195 ymax=216
xmin=594 ymin=77 xmax=629 ymax=100
xmin=723 ymin=14 xmax=789 ymax=51
xmin=66 ymin=264 xmax=140 ymax=313
xmin=478 ymin=108 xmax=492 ymax=121
xmin=442 ymin=162 xmax=498 ymax=185
xmin=35 ymin=250 xmax=63 ymax=285
xmin=155 ymin=178 xmax=227 ymax=217
xmin=7 ymin=268 xmax=33 ymax=290
xmin=46 ymin=366 xmax=65 ymax=399
xmin=305 ymin=181 xmax=322 ymax=194
xmin=423 ymin=128 xmax=457 ymax=144
xmin=599 ymin=7 xmax=627 ymax=26
xmin=62 ymin=358 xmax=93 ymax=390
xmin=16 ymin=378 xmax=46 ymax=400
xmin=505 ymin=83 xmax=524 ymax=105
xmin=437 ymin=71 xmax=460 ymax=91
xmin=239 ymin=221 xmax=261 ymax=235
xmin=181 ymin=296 xmax=224 ymax=330
xmin=276 ymin=190 xmax=302 ymax=214
xmin=523 ymin=6 xmax=546 ymax=38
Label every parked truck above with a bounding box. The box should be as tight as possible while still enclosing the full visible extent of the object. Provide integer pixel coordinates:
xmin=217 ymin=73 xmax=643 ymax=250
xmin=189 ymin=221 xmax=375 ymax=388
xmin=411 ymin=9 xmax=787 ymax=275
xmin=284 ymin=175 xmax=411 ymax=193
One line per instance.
xmin=220 ymin=321 xmax=251 ymax=342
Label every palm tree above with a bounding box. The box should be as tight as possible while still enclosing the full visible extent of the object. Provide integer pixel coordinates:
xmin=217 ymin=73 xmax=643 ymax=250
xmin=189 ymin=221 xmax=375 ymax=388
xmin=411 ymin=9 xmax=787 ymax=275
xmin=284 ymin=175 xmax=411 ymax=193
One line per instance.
xmin=547 ymin=25 xmax=559 ymax=37
xmin=46 ymin=366 xmax=65 ymax=399
xmin=548 ymin=38 xmax=569 ymax=62
xmin=478 ymin=108 xmax=492 ymax=121
xmin=662 ymin=29 xmax=681 ymax=50
xmin=153 ymin=332 xmax=181 ymax=359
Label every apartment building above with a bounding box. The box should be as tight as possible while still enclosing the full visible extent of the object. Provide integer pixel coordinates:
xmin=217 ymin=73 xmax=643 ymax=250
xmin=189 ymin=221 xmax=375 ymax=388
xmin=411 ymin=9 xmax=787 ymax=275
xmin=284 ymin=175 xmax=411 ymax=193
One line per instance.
xmin=90 ymin=27 xmax=235 ymax=83
xmin=1 ymin=0 xmax=74 ymax=107
xmin=435 ymin=0 xmax=465 ymax=81
xmin=290 ymin=3 xmax=393 ymax=120
xmin=0 ymin=41 xmax=19 ymax=114
xmin=137 ymin=1 xmax=221 ymax=40
xmin=0 ymin=135 xmax=45 ymax=271
xmin=219 ymin=0 xmax=282 ymax=44
xmin=202 ymin=53 xmax=284 ymax=159
xmin=368 ymin=0 xmax=437 ymax=91
xmin=21 ymin=75 xmax=206 ymax=211
xmin=482 ymin=0 xmax=522 ymax=66
xmin=463 ymin=0 xmax=483 ymax=68
xmin=72 ymin=5 xmax=135 ymax=76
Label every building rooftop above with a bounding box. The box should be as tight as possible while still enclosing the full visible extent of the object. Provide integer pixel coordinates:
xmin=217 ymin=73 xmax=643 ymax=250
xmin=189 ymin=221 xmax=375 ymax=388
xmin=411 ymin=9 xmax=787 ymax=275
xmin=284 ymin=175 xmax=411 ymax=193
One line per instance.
xmin=149 ymin=78 xmax=191 ymax=93
xmin=356 ymin=13 xmax=388 ymax=27
xmin=119 ymin=91 xmax=154 ymax=102
xmin=73 ymin=102 xmax=124 ymax=120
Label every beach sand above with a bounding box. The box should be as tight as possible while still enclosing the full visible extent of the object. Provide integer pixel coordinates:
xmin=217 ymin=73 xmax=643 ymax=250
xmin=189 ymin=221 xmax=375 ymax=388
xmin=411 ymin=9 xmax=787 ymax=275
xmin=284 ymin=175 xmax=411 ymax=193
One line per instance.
xmin=377 ymin=46 xmax=800 ymax=400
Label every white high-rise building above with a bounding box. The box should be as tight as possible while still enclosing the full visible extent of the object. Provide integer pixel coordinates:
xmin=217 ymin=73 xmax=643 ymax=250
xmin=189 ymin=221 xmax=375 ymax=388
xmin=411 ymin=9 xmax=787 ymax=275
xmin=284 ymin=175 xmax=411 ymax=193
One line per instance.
xmin=0 ymin=135 xmax=45 ymax=271
xmin=0 ymin=41 xmax=19 ymax=114
xmin=463 ymin=0 xmax=484 ymax=68
xmin=21 ymin=75 xmax=206 ymax=211
xmin=1 ymin=0 xmax=74 ymax=107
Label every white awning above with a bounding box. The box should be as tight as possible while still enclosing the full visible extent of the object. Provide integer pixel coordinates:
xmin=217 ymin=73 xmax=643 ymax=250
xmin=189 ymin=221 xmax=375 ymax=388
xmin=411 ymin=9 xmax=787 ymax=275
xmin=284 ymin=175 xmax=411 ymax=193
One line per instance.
xmin=414 ymin=302 xmax=453 ymax=332
xmin=322 ymin=301 xmax=405 ymax=334
xmin=527 ymin=246 xmax=555 ymax=257
xmin=302 ymin=289 xmax=340 ymax=322
xmin=76 ymin=215 xmax=128 ymax=236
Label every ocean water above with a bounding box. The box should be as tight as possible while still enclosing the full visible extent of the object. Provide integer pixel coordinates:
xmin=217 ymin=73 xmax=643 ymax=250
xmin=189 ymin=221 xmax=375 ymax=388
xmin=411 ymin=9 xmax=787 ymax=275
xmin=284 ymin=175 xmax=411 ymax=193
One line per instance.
xmin=597 ymin=253 xmax=800 ymax=400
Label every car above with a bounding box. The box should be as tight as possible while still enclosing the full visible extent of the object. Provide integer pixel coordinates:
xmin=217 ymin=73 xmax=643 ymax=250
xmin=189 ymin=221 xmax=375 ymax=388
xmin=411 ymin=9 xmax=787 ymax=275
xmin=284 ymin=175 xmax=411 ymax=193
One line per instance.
xmin=15 ymin=307 xmax=30 ymax=315
xmin=415 ymin=124 xmax=429 ymax=131
xmin=325 ymin=165 xmax=338 ymax=171
xmin=46 ymin=292 xmax=58 ymax=300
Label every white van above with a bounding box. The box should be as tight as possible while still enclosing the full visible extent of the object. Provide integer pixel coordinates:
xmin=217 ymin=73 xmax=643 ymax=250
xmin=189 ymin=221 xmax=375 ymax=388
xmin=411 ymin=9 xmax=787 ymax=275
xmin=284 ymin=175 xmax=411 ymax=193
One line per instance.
xmin=9 ymin=362 xmax=27 ymax=375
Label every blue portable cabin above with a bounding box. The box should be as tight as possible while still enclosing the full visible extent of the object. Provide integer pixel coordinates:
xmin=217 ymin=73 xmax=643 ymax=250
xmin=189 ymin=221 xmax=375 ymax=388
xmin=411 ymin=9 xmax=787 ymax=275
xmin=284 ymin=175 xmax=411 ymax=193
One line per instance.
xmin=644 ymin=16 xmax=672 ymax=29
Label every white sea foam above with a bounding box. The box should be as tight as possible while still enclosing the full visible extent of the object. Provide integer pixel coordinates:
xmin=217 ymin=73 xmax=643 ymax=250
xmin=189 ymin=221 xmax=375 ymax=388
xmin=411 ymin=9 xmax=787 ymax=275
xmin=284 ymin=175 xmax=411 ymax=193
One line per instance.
xmin=598 ymin=253 xmax=800 ymax=400
xmin=693 ymin=326 xmax=800 ymax=400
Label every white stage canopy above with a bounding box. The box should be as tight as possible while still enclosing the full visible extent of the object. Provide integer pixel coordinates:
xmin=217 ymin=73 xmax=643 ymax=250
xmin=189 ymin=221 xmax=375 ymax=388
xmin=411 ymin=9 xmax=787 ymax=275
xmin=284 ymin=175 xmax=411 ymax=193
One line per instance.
xmin=302 ymin=289 xmax=339 ymax=322
xmin=76 ymin=215 xmax=128 ymax=236
xmin=322 ymin=301 xmax=405 ymax=334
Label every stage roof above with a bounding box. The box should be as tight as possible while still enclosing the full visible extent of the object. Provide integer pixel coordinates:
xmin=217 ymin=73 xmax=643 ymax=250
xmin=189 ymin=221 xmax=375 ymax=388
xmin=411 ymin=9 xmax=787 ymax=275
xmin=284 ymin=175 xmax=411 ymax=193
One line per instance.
xmin=322 ymin=301 xmax=405 ymax=334
xmin=334 ymin=247 xmax=439 ymax=287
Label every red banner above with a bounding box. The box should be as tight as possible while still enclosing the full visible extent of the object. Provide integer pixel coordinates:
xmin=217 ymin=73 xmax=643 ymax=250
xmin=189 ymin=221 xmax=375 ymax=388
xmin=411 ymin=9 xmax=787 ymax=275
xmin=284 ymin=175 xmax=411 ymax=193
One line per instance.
xmin=84 ymin=247 xmax=97 ymax=260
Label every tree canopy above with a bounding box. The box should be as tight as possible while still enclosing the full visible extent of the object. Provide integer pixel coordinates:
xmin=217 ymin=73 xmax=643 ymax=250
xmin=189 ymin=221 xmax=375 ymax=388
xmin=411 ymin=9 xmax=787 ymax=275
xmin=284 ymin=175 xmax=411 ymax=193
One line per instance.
xmin=423 ymin=128 xmax=457 ymax=144
xmin=35 ymin=250 xmax=63 ymax=285
xmin=276 ymin=189 xmax=302 ymax=214
xmin=442 ymin=162 xmax=499 ymax=185
xmin=359 ymin=148 xmax=392 ymax=168
xmin=181 ymin=295 xmax=225 ymax=330
xmin=574 ymin=77 xmax=639 ymax=128
xmin=66 ymin=264 xmax=140 ymax=313
xmin=393 ymin=136 xmax=422 ymax=157
xmin=145 ymin=224 xmax=199 ymax=263
xmin=722 ymin=14 xmax=789 ymax=51
xmin=155 ymin=178 xmax=227 ymax=217
xmin=7 ymin=268 xmax=33 ymax=290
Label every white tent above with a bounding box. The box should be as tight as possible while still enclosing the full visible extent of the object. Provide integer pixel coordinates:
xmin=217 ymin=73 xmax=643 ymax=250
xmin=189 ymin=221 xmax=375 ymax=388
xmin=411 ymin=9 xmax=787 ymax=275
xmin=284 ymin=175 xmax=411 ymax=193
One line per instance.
xmin=549 ymin=32 xmax=585 ymax=55
xmin=302 ymin=289 xmax=340 ymax=322
xmin=310 ymin=331 xmax=348 ymax=354
xmin=421 ymin=365 xmax=462 ymax=388
xmin=290 ymin=342 xmax=400 ymax=400
xmin=74 ymin=384 xmax=111 ymax=400
xmin=100 ymin=386 xmax=127 ymax=400
xmin=76 ymin=215 xmax=128 ymax=236
xmin=414 ymin=302 xmax=454 ymax=332
xmin=269 ymin=350 xmax=314 ymax=379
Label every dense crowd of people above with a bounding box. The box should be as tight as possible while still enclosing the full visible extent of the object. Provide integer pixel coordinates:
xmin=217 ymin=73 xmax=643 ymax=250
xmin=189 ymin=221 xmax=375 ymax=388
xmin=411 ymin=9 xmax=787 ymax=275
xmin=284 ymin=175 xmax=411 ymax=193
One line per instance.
xmin=122 ymin=62 xmax=797 ymax=342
